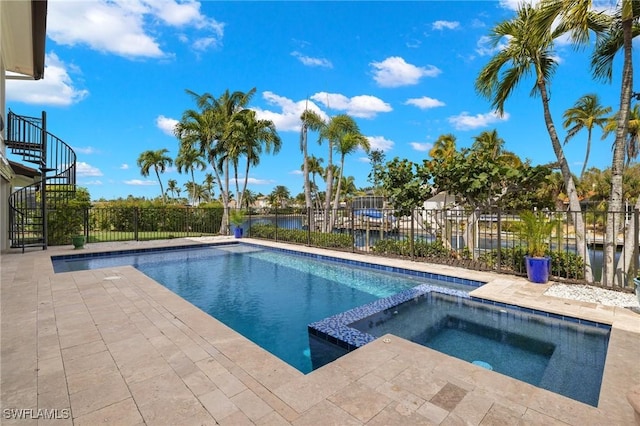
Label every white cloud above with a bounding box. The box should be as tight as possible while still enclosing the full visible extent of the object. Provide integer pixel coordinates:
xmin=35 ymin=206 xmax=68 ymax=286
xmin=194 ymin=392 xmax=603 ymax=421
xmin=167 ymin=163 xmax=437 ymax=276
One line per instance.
xmin=253 ymin=92 xmax=329 ymax=132
xmin=448 ymin=111 xmax=510 ymax=130
xmin=311 ymin=92 xmax=392 ymax=119
xmin=432 ymin=20 xmax=460 ymax=30
xmin=291 ymin=51 xmax=333 ymax=68
xmin=499 ymin=0 xmax=534 ymax=10
xmin=124 ymin=179 xmax=157 ymax=186
xmin=120 ymin=164 xmax=130 ymax=170
xmin=47 ymin=0 xmax=224 ymax=58
xmin=246 ymin=177 xmax=274 ymax=185
xmin=73 ymin=146 xmax=98 ymax=155
xmin=410 ymin=142 xmax=433 ymax=152
xmin=6 ymin=53 xmax=88 ymax=106
xmin=475 ymin=35 xmax=507 ymax=57
xmin=83 ymin=180 xmax=103 ymax=185
xmin=76 ymin=162 xmax=103 ymax=177
xmin=367 ymin=136 xmax=394 ymax=152
xmin=405 ymin=97 xmax=445 ymax=109
xmin=156 ymin=115 xmax=178 ymax=136
xmin=290 ymin=170 xmax=303 ymax=175
xmin=370 ymin=56 xmax=441 ymax=88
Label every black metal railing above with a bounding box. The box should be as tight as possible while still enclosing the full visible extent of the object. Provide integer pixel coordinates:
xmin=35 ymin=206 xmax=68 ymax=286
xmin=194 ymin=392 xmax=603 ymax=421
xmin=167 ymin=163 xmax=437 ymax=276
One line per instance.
xmin=246 ymin=206 xmax=639 ymax=289
xmin=7 ymin=111 xmax=76 ymax=251
xmin=40 ymin=204 xmax=639 ymax=289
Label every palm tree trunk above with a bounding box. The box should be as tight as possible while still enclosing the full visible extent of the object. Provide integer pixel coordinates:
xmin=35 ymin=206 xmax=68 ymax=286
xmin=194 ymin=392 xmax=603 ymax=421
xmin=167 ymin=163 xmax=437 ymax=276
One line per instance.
xmin=155 ymin=168 xmax=166 ymax=203
xmin=240 ymin=159 xmax=251 ymax=212
xmin=323 ymin=142 xmax=334 ymax=232
xmin=608 ymin=18 xmax=634 ymax=286
xmin=330 ymin=158 xmax=345 ymax=229
xmin=580 ymin=129 xmax=592 ymax=179
xmin=221 ymin=159 xmax=230 ymax=235
xmin=538 ymin=78 xmax=593 ymax=282
xmin=302 ymin=127 xmax=314 ymax=231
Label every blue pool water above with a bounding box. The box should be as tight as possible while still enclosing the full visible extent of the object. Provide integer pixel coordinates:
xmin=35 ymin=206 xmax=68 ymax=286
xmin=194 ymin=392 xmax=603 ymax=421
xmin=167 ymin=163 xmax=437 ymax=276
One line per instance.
xmin=52 ymin=243 xmax=473 ymax=373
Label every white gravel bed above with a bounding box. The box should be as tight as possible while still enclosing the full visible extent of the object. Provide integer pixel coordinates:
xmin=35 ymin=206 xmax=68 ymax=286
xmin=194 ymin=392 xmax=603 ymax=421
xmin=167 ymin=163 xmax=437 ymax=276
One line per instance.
xmin=545 ymin=283 xmax=639 ymax=309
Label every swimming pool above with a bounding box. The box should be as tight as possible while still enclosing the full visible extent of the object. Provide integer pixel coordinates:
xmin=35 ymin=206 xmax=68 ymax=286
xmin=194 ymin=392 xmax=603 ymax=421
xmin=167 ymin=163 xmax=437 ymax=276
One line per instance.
xmin=52 ymin=243 xmax=478 ymax=373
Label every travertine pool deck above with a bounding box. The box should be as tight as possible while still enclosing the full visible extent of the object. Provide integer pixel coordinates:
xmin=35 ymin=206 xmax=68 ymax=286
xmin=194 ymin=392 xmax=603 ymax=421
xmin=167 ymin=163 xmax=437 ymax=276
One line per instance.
xmin=1 ymin=237 xmax=639 ymax=425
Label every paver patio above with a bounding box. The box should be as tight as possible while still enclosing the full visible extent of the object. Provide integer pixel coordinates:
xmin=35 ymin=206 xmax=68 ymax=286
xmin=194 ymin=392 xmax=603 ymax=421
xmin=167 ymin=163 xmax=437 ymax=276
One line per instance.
xmin=1 ymin=237 xmax=639 ymax=425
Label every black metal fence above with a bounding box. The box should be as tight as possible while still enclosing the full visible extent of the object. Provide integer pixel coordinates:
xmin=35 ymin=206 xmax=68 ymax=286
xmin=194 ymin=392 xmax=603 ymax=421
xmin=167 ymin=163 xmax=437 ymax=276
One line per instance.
xmin=39 ymin=205 xmax=638 ymax=288
xmin=46 ymin=206 xmax=224 ymax=245
xmin=245 ymin=207 xmax=639 ymax=289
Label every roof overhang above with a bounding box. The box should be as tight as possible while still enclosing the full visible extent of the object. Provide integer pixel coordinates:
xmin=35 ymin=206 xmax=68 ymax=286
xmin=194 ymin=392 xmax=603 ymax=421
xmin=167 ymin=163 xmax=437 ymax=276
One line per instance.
xmin=2 ymin=0 xmax=48 ymax=80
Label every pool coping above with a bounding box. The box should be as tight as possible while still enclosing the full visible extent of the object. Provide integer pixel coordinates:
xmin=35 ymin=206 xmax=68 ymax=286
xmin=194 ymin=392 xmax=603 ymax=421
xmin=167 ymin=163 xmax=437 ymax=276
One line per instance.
xmin=2 ymin=236 xmax=639 ymax=425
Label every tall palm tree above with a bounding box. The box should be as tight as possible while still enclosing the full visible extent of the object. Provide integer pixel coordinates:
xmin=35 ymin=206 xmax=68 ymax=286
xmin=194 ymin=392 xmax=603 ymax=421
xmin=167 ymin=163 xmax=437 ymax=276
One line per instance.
xmin=175 ymin=94 xmax=226 ymax=230
xmin=475 ymin=2 xmax=593 ymax=281
xmin=137 ymin=148 xmax=173 ymax=203
xmin=300 ymin=109 xmax=326 ymax=214
xmin=367 ymin=149 xmax=386 ymax=195
xmin=331 ymin=131 xmax=370 ymax=227
xmin=318 ymin=114 xmax=361 ymax=232
xmin=472 ymin=130 xmax=521 ymax=167
xmin=429 ymin=134 xmax=457 ymax=161
xmin=177 ymin=88 xmax=256 ymax=234
xmin=237 ymin=110 xmax=281 ymax=209
xmin=175 ymin=145 xmax=207 ymax=205
xmin=563 ymin=94 xmax=611 ymax=178
xmin=540 ymin=0 xmax=637 ymax=286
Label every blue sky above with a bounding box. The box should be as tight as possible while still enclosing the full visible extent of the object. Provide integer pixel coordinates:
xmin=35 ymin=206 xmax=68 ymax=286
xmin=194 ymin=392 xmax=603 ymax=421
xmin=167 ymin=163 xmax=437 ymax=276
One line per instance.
xmin=6 ymin=0 xmax=629 ymax=201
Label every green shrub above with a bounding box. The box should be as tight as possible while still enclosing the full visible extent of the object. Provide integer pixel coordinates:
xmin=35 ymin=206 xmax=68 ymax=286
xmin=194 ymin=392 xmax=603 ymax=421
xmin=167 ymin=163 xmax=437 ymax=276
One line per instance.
xmin=248 ymin=224 xmax=352 ymax=248
xmin=371 ymin=238 xmax=450 ymax=258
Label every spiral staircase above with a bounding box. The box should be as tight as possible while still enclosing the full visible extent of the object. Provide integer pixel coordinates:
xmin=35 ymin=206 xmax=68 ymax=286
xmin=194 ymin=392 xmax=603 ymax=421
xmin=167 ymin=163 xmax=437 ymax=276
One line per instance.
xmin=6 ymin=111 xmax=76 ymax=252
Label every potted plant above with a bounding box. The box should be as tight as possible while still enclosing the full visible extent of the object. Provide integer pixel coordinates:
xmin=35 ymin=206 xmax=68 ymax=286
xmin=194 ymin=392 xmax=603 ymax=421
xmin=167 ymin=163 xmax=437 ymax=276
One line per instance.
xmin=71 ymin=234 xmax=86 ymax=249
xmin=229 ymin=209 xmax=246 ymax=238
xmin=516 ymin=211 xmax=557 ymax=284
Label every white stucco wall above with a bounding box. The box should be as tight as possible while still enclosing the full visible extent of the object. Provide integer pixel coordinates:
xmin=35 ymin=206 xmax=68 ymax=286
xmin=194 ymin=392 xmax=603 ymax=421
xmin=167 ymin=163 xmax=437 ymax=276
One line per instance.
xmin=1 ymin=51 xmax=9 ymax=251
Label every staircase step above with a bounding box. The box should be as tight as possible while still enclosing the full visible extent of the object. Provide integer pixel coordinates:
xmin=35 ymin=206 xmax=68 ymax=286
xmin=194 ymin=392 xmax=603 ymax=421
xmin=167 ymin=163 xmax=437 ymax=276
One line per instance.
xmin=6 ymin=141 xmax=44 ymax=151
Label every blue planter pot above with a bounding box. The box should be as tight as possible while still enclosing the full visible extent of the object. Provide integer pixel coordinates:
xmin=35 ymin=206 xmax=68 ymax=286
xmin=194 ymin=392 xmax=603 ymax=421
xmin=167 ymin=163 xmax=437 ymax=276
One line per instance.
xmin=234 ymin=227 xmax=243 ymax=239
xmin=525 ymin=256 xmax=550 ymax=284
xmin=633 ymin=278 xmax=640 ymax=305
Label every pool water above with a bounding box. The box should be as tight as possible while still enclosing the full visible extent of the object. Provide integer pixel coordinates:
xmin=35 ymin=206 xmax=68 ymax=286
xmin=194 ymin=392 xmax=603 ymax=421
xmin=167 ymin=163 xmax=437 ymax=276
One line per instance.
xmin=349 ymin=291 xmax=610 ymax=406
xmin=53 ymin=244 xmax=471 ymax=373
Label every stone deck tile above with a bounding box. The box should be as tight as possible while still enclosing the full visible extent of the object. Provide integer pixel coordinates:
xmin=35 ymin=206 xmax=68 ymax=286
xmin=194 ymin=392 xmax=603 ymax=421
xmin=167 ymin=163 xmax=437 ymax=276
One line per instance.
xmin=2 ymin=237 xmax=639 ymax=425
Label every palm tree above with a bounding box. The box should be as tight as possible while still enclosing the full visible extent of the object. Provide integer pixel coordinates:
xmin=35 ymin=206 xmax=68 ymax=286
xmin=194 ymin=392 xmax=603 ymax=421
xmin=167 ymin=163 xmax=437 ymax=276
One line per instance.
xmin=175 ymin=145 xmax=207 ymax=205
xmin=429 ymin=134 xmax=457 ymax=161
xmin=563 ymin=94 xmax=611 ymax=178
xmin=136 ymin=148 xmax=173 ymax=203
xmin=300 ymin=109 xmax=326 ymax=214
xmin=242 ymin=188 xmax=257 ymax=210
xmin=318 ymin=114 xmax=361 ymax=231
xmin=340 ymin=175 xmax=358 ymax=204
xmin=539 ymin=0 xmax=637 ymax=286
xmin=175 ymin=94 xmax=226 ymax=230
xmin=166 ymin=179 xmax=178 ymax=201
xmin=331 ymin=131 xmax=369 ymax=228
xmin=270 ymin=185 xmax=290 ymax=209
xmin=602 ymin=104 xmax=640 ymax=167
xmin=475 ymin=2 xmax=593 ymax=281
xmin=203 ymin=172 xmax=216 ymax=200
xmin=176 ymin=88 xmax=256 ymax=234
xmin=472 ymin=130 xmax=521 ymax=167
xmin=237 ymin=110 xmax=281 ymax=209
xmin=307 ymin=155 xmax=324 ymax=211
